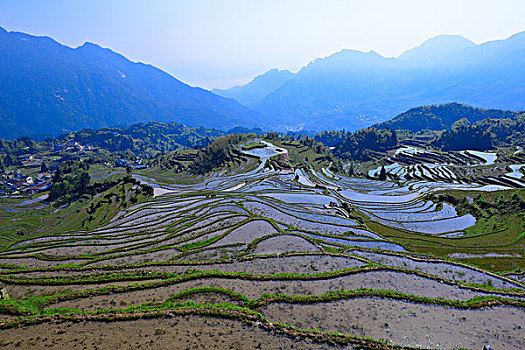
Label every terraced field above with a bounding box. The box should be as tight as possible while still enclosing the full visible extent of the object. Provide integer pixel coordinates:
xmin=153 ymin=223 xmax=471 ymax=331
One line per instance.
xmin=0 ymin=141 xmax=524 ymax=349
xmin=369 ymin=145 xmax=525 ymax=189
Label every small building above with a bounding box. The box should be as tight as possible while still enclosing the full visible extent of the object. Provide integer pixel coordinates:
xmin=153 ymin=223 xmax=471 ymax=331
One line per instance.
xmin=26 ymin=183 xmax=52 ymax=194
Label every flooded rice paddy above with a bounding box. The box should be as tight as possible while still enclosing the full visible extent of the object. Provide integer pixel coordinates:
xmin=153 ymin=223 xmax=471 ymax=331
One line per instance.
xmin=0 ymin=141 xmax=523 ymax=349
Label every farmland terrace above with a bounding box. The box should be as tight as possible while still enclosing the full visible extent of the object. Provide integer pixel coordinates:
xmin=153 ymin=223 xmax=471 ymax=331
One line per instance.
xmin=0 ymin=141 xmax=523 ymax=349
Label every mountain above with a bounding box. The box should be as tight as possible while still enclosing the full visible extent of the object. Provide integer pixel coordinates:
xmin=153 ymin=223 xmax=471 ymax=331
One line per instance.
xmin=0 ymin=27 xmax=258 ymax=139
xmin=212 ymin=68 xmax=294 ymax=107
xmin=376 ymin=103 xmax=522 ymax=132
xmin=252 ymin=32 xmax=525 ymax=132
xmin=4 ymin=27 xmax=525 ymax=138
xmin=397 ymin=35 xmax=476 ymax=63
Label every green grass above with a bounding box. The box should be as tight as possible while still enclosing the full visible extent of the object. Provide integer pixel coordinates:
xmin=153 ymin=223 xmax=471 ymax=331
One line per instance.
xmin=0 ymin=180 xmax=151 ymax=249
xmin=263 ymin=139 xmax=332 ymax=169
xmin=249 ymin=288 xmax=524 ymax=309
xmin=362 ymin=190 xmax=525 ymax=272
xmin=241 ymin=141 xmax=266 ymax=150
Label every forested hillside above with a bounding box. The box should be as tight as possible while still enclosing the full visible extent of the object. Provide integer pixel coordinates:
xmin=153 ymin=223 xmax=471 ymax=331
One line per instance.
xmin=376 ymin=103 xmax=521 ymax=132
xmin=315 ymin=104 xmax=525 ymax=160
xmin=56 ymin=122 xmax=225 ymax=158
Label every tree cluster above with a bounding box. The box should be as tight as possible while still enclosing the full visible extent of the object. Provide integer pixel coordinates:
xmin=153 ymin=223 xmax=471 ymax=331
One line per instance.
xmin=377 ymin=103 xmax=520 ymax=132
xmin=190 ymin=134 xmax=248 ymax=174
xmin=432 ymin=126 xmax=492 ymax=151
xmin=49 ymin=161 xmax=91 ymax=203
xmin=54 ymin=121 xmax=224 ymax=159
xmin=318 ymin=128 xmax=398 ymax=161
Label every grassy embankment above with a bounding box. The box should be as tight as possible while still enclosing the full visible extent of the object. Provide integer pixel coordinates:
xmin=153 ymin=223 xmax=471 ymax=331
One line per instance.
xmin=263 ymin=139 xmax=334 ymax=170
xmin=362 ymin=189 xmax=525 ymax=272
xmin=241 ymin=141 xmax=266 ymax=150
xmin=0 ymin=178 xmax=152 ymax=249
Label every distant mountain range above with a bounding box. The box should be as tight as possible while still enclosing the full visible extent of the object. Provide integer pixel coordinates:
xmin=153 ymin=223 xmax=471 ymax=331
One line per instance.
xmin=2 ymin=27 xmax=525 ymax=139
xmin=0 ymin=27 xmax=257 ymax=139
xmin=221 ymin=32 xmax=525 ymax=132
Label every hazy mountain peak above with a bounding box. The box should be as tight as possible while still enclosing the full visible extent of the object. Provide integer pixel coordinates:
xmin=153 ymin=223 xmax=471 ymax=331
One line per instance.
xmin=495 ymin=30 xmax=525 ymax=50
xmin=368 ymin=49 xmax=382 ymax=56
xmin=77 ymin=41 xmax=103 ymax=50
xmin=506 ymin=30 xmax=525 ymax=41
xmin=399 ymin=34 xmax=476 ymax=61
xmin=0 ymin=28 xmax=60 ymax=48
xmin=425 ymin=34 xmax=474 ymax=45
xmin=302 ymin=48 xmax=387 ymax=74
xmin=212 ymin=68 xmax=294 ymax=107
xmin=254 ymin=31 xmax=525 ymax=132
xmin=255 ymin=68 xmax=293 ymax=79
xmin=322 ymin=48 xmax=385 ymax=61
xmin=75 ymin=42 xmax=116 ymax=56
xmin=264 ymin=68 xmax=293 ymax=77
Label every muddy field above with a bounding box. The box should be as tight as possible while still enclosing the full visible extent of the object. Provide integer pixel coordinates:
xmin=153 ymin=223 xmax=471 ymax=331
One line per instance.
xmin=262 ymin=299 xmax=524 ymax=349
xmin=1 ymin=315 xmax=352 ymax=349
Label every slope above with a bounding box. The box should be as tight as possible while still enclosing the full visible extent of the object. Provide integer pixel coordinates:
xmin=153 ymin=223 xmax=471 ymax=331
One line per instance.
xmin=0 ymin=27 xmax=258 ymax=139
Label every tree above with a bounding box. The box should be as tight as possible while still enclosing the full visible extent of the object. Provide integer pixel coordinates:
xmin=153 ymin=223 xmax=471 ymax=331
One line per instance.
xmin=433 ymin=126 xmax=493 ymax=151
xmin=40 ymin=162 xmax=48 ymax=173
xmin=347 ymin=163 xmax=354 ymax=176
xmin=329 ymin=128 xmax=398 ymax=161
xmin=49 ymin=181 xmax=67 ymax=201
xmin=190 ymin=134 xmax=247 ymax=174
xmin=53 ymin=168 xmax=62 ymax=182
xmin=143 ymin=185 xmax=154 ymax=196
xmin=76 ymin=170 xmax=90 ymax=192
xmin=378 ymin=166 xmax=387 ymax=180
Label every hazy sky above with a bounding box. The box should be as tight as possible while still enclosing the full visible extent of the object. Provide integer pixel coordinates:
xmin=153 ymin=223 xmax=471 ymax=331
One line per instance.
xmin=1 ymin=0 xmax=524 ymax=89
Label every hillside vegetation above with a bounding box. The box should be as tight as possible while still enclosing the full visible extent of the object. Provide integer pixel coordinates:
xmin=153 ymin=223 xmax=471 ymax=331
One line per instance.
xmin=315 ymin=104 xmax=525 ymax=162
xmin=377 ymin=103 xmax=521 ymax=132
xmin=55 ymin=121 xmax=224 ymax=158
